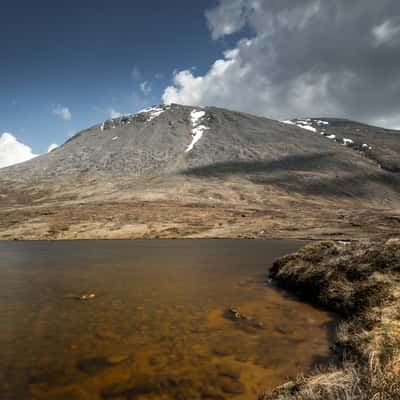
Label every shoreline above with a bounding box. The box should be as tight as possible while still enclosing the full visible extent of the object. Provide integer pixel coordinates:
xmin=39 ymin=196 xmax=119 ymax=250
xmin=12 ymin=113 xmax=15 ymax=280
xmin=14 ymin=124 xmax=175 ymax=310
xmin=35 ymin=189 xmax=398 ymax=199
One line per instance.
xmin=262 ymin=239 xmax=400 ymax=400
xmin=0 ymin=237 xmax=315 ymax=242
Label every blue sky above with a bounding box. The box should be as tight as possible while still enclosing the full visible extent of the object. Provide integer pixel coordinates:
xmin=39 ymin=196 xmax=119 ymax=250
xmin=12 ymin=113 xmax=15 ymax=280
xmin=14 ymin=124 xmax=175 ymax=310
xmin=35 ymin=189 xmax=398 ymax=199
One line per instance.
xmin=1 ymin=0 xmax=399 ymax=165
xmin=0 ymin=0 xmax=232 ymax=153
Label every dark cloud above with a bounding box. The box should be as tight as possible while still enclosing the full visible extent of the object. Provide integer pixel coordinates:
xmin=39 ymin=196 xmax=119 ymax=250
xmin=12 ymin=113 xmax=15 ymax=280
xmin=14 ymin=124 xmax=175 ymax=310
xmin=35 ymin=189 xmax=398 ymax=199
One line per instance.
xmin=163 ymin=0 xmax=400 ymax=128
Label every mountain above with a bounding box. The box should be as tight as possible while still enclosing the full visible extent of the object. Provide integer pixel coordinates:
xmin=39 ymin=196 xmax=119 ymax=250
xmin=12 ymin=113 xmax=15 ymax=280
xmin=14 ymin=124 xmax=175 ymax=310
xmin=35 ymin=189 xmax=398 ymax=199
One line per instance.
xmin=284 ymin=117 xmax=400 ymax=172
xmin=0 ymin=104 xmax=399 ymax=240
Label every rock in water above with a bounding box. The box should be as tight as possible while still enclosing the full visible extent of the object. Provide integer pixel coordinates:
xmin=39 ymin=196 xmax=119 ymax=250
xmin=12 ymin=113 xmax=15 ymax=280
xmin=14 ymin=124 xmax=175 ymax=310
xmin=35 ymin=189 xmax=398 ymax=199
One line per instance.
xmin=224 ymin=308 xmax=264 ymax=332
xmin=76 ymin=293 xmax=96 ymax=301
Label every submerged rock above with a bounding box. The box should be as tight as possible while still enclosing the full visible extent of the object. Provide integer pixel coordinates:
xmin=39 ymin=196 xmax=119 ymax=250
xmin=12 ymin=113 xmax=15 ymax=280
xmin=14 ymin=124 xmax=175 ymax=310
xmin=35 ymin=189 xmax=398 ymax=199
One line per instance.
xmin=45 ymin=389 xmax=85 ymax=400
xmin=226 ymin=308 xmax=242 ymax=320
xmin=148 ymin=356 xmax=160 ymax=366
xmin=76 ymin=357 xmax=111 ymax=375
xmin=95 ymin=330 xmax=121 ymax=341
xmin=101 ymin=380 xmax=157 ymax=398
xmin=76 ymin=293 xmax=96 ymax=301
xmin=28 ymin=367 xmax=73 ymax=386
xmin=219 ymin=378 xmax=245 ymax=395
xmin=275 ymin=324 xmax=293 ymax=335
xmin=216 ymin=364 xmax=241 ymax=380
xmin=201 ymin=388 xmax=227 ymax=400
xmin=101 ymin=374 xmax=192 ymax=399
xmin=212 ymin=344 xmax=234 ymax=357
xmin=224 ymin=308 xmax=264 ymax=333
xmin=76 ymin=354 xmax=128 ymax=375
xmin=106 ymin=354 xmax=130 ymax=365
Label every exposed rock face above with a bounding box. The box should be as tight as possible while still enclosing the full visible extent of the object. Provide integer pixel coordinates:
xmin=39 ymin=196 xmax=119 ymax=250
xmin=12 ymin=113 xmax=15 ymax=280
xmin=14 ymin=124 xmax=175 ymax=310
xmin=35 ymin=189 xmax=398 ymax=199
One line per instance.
xmin=0 ymin=104 xmax=398 ymax=239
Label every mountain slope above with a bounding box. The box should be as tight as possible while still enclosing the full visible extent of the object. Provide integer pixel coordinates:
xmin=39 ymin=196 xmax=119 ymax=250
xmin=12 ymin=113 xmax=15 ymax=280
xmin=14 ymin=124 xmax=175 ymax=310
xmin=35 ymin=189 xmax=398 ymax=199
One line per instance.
xmin=285 ymin=117 xmax=400 ymax=172
xmin=2 ymin=104 xmax=392 ymax=179
xmin=0 ymin=104 xmax=399 ymax=240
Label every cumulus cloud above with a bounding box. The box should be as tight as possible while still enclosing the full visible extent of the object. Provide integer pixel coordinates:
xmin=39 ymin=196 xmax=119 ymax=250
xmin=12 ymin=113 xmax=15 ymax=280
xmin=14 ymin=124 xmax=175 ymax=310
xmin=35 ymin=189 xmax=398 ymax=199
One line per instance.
xmin=52 ymin=105 xmax=72 ymax=120
xmin=140 ymin=81 xmax=152 ymax=95
xmin=205 ymin=0 xmax=251 ymax=39
xmin=48 ymin=143 xmax=59 ymax=152
xmin=0 ymin=133 xmax=38 ymax=169
xmin=163 ymin=0 xmax=400 ymax=129
xmin=372 ymin=18 xmax=400 ymax=46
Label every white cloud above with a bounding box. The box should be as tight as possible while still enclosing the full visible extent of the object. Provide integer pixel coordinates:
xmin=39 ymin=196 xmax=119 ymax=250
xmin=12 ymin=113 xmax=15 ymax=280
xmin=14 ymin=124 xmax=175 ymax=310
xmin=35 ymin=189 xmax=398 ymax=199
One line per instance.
xmin=140 ymin=81 xmax=152 ymax=95
xmin=163 ymin=42 xmax=342 ymax=119
xmin=205 ymin=0 xmax=251 ymax=39
xmin=372 ymin=18 xmax=400 ymax=46
xmin=205 ymin=0 xmax=321 ymax=40
xmin=52 ymin=105 xmax=72 ymax=121
xmin=162 ymin=0 xmax=400 ymax=129
xmin=109 ymin=109 xmax=122 ymax=118
xmin=48 ymin=143 xmax=59 ymax=152
xmin=132 ymin=65 xmax=142 ymax=81
xmin=163 ymin=1 xmax=339 ymax=119
xmin=0 ymin=133 xmax=38 ymax=169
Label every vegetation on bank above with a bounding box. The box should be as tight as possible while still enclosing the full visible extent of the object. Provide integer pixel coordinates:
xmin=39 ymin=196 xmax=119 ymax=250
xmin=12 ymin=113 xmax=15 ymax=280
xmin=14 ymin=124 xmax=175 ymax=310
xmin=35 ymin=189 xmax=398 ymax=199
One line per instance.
xmin=262 ymin=239 xmax=400 ymax=400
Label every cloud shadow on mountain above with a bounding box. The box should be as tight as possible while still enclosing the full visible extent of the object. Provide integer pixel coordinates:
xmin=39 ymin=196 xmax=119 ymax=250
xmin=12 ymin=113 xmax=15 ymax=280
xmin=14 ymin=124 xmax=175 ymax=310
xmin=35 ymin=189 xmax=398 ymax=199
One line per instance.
xmin=181 ymin=152 xmax=400 ymax=199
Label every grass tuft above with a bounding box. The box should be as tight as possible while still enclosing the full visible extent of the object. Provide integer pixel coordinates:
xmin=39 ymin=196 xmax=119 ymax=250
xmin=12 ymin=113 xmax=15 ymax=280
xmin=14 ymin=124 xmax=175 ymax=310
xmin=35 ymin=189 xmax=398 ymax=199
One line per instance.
xmin=262 ymin=238 xmax=400 ymax=400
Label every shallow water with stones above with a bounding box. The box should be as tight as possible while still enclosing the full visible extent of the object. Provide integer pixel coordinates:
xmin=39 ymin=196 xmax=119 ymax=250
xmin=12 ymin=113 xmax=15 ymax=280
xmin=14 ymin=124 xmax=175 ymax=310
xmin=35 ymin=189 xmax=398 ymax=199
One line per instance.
xmin=0 ymin=239 xmax=335 ymax=399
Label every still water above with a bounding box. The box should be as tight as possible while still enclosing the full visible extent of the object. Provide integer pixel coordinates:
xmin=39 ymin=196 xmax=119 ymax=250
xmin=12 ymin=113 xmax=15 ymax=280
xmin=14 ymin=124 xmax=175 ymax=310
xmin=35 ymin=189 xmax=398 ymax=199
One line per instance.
xmin=0 ymin=239 xmax=334 ymax=399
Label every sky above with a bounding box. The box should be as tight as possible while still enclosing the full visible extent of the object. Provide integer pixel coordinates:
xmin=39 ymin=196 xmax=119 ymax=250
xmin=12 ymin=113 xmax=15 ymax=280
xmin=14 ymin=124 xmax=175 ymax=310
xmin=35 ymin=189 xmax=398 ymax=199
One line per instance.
xmin=1 ymin=0 xmax=400 ymax=167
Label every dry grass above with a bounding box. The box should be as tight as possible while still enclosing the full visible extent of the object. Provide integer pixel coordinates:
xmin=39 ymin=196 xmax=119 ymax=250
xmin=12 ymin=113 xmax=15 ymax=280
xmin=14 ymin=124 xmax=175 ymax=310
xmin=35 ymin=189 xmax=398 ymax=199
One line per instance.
xmin=262 ymin=239 xmax=400 ymax=400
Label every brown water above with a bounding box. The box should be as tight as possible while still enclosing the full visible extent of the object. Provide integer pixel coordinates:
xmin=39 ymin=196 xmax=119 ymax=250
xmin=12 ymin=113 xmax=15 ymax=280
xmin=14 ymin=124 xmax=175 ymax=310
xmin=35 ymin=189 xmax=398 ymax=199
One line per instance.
xmin=0 ymin=239 xmax=334 ymax=400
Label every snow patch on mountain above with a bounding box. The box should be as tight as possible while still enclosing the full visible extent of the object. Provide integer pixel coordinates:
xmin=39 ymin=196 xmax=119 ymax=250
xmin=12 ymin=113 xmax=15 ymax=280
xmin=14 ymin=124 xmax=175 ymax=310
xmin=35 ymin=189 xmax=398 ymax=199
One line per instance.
xmin=99 ymin=105 xmax=172 ymax=132
xmin=48 ymin=143 xmax=59 ymax=152
xmin=191 ymin=110 xmax=206 ymax=125
xmin=282 ymin=120 xmax=295 ymax=126
xmin=283 ymin=118 xmax=378 ymax=158
xmin=300 ymin=124 xmax=317 ymax=133
xmin=343 ymin=138 xmax=354 ymax=146
xmin=282 ymin=119 xmax=321 ymax=133
xmin=186 ymin=110 xmax=209 ymax=152
xmin=139 ymin=105 xmax=170 ymax=122
xmin=283 ymin=118 xmax=330 ymax=132
xmin=362 ymin=143 xmax=373 ymax=150
xmin=315 ymin=120 xmax=329 ymax=126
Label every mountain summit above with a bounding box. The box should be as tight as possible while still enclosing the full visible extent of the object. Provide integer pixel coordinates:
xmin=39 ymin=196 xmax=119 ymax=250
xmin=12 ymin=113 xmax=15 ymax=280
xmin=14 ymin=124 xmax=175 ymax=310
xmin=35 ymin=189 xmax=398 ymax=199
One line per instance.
xmin=0 ymin=104 xmax=399 ymax=240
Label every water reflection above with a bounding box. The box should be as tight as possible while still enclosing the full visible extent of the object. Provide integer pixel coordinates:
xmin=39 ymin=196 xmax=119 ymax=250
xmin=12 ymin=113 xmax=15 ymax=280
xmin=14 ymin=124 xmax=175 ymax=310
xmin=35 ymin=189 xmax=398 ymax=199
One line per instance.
xmin=0 ymin=240 xmax=334 ymax=399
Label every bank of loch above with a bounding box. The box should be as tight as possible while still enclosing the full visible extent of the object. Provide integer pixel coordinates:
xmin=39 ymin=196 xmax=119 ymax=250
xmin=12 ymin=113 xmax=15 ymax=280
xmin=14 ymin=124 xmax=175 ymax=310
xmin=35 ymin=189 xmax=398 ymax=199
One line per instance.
xmin=263 ymin=239 xmax=400 ymax=400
